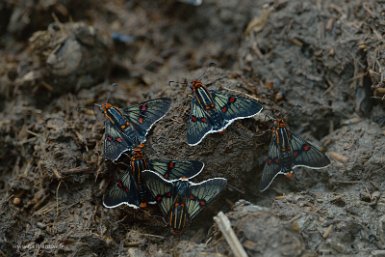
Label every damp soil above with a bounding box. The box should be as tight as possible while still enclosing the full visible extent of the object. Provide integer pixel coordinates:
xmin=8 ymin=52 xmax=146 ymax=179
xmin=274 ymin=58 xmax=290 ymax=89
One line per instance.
xmin=0 ymin=0 xmax=384 ymax=256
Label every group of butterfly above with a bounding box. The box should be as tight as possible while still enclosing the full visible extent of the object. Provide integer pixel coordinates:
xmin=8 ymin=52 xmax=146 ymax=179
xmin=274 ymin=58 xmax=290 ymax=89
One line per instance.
xmin=96 ymin=79 xmax=330 ymax=234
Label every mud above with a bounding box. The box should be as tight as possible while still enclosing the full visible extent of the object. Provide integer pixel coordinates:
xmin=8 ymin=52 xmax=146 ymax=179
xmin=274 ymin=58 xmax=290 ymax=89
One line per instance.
xmin=0 ymin=0 xmax=384 ymax=256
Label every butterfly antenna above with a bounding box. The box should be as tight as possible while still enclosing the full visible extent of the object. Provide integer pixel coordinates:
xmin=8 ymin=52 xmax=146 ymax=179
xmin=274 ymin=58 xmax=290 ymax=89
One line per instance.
xmin=108 ymin=83 xmax=117 ymax=103
xmin=196 ymin=61 xmax=218 ymax=81
xmin=168 ymin=80 xmax=188 ymax=88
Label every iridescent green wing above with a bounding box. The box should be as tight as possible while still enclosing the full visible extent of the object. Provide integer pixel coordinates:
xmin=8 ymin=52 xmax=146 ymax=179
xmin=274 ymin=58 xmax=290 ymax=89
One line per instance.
xmin=259 ymin=138 xmax=282 ymax=192
xmin=291 ymin=133 xmax=330 ymax=169
xmin=148 ymin=160 xmax=204 ymax=180
xmin=187 ymin=98 xmax=213 ymax=146
xmin=103 ymin=169 xmax=140 ymax=209
xmin=122 ymin=98 xmax=171 ymax=140
xmin=211 ymin=91 xmax=263 ymax=123
xmin=142 ymin=170 xmax=174 ymax=215
xmin=186 ymin=178 xmax=227 ymax=219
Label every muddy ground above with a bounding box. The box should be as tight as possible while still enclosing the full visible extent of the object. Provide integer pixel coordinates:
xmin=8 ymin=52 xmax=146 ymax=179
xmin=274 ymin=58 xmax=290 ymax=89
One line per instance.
xmin=0 ymin=0 xmax=384 ymax=256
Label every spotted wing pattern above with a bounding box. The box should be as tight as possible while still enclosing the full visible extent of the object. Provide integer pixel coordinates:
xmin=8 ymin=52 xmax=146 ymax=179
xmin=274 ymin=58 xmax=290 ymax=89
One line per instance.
xmin=290 ymin=133 xmax=330 ymax=169
xmin=148 ymin=160 xmax=204 ymax=181
xmin=143 ymin=171 xmax=174 ymax=215
xmin=259 ymin=138 xmax=283 ymax=192
xmin=211 ymin=91 xmax=263 ymax=123
xmin=104 ymin=122 xmax=132 ymax=161
xmin=187 ymin=98 xmax=213 ymax=146
xmin=186 ymin=178 xmax=227 ymax=219
xmin=123 ymin=98 xmax=171 ymax=140
xmin=103 ymin=170 xmax=140 ymax=209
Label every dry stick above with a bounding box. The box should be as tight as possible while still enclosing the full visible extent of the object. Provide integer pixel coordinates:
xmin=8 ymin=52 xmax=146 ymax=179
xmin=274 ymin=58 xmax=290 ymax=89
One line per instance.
xmin=61 ymin=166 xmax=94 ymax=175
xmin=213 ymin=212 xmax=248 ymax=257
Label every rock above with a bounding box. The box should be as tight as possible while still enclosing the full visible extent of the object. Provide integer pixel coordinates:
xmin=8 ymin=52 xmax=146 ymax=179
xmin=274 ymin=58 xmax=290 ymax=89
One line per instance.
xmin=18 ymin=21 xmax=112 ymax=102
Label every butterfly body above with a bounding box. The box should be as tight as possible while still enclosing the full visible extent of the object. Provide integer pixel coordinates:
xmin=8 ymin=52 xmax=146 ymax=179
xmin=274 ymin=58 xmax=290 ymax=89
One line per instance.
xmin=143 ymin=171 xmax=227 ymax=234
xmin=99 ymin=98 xmax=171 ymax=161
xmin=129 ymin=148 xmax=152 ymax=208
xmin=168 ymin=179 xmax=190 ymax=232
xmin=188 ymin=80 xmax=263 ymax=146
xmin=260 ymin=119 xmax=330 ymax=192
xmin=273 ymin=122 xmax=295 ymax=174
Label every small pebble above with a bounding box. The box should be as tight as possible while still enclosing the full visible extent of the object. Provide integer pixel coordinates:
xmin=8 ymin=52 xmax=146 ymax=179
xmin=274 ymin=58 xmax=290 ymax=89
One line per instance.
xmin=372 ymin=250 xmax=385 ymax=257
xmin=13 ymin=197 xmax=21 ymax=206
xmin=36 ymin=222 xmax=46 ymax=229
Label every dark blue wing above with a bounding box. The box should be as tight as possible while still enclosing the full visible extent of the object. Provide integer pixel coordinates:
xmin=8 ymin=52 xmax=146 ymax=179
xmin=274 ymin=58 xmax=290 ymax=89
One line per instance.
xmin=142 ymin=170 xmax=174 ymax=216
xmin=148 ymin=160 xmax=204 ymax=181
xmin=103 ymin=170 xmax=140 ymax=209
xmin=259 ymin=137 xmax=283 ymax=192
xmin=187 ymin=98 xmax=213 ymax=146
xmin=290 ymin=133 xmax=330 ymax=169
xmin=122 ymin=98 xmax=171 ymax=141
xmin=104 ymin=122 xmax=132 ymax=161
xmin=187 ymin=178 xmax=227 ymax=219
xmin=211 ymin=90 xmax=263 ymax=123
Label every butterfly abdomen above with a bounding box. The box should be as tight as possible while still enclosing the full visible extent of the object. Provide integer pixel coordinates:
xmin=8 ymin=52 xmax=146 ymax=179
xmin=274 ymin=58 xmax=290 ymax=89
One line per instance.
xmin=281 ymin=152 xmax=294 ymax=172
xmin=130 ymin=159 xmax=148 ymax=181
xmin=130 ymin=151 xmax=152 ymax=207
xmin=169 ymin=202 xmax=188 ymax=233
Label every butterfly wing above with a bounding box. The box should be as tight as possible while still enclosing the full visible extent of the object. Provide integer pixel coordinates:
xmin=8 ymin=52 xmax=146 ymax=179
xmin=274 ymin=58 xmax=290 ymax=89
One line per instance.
xmin=148 ymin=160 xmax=204 ymax=181
xmin=104 ymin=121 xmax=132 ymax=161
xmin=142 ymin=170 xmax=174 ymax=216
xmin=122 ymin=98 xmax=171 ymax=141
xmin=259 ymin=137 xmax=284 ymax=192
xmin=186 ymin=178 xmax=227 ymax=220
xmin=103 ymin=170 xmax=140 ymax=209
xmin=187 ymin=98 xmax=213 ymax=146
xmin=211 ymin=91 xmax=263 ymax=125
xmin=290 ymin=133 xmax=331 ymax=169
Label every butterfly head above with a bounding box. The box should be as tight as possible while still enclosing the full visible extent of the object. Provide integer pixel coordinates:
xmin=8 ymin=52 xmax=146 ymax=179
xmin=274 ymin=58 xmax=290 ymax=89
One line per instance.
xmin=284 ymin=171 xmax=294 ymax=179
xmin=101 ymin=103 xmax=112 ymax=113
xmin=274 ymin=118 xmax=287 ymax=129
xmin=190 ymin=80 xmax=204 ymax=91
xmin=131 ymin=146 xmax=145 ymax=160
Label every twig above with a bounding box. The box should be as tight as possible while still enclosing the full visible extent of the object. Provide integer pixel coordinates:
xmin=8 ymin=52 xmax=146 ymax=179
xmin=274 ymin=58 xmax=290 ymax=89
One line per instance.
xmin=61 ymin=166 xmax=94 ymax=175
xmin=213 ymin=212 xmax=248 ymax=257
xmin=223 ymin=87 xmax=261 ymax=102
xmin=328 ymin=151 xmax=349 ymax=163
xmin=136 ymin=232 xmax=165 ymax=240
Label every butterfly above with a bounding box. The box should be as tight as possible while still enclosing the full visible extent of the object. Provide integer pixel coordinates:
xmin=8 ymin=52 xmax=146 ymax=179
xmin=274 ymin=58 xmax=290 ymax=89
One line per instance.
xmin=187 ymin=80 xmax=263 ymax=146
xmin=103 ymin=147 xmax=204 ymax=209
xmin=97 ymin=97 xmax=171 ymax=161
xmin=143 ymin=170 xmax=227 ymax=234
xmin=259 ymin=119 xmax=331 ymax=192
